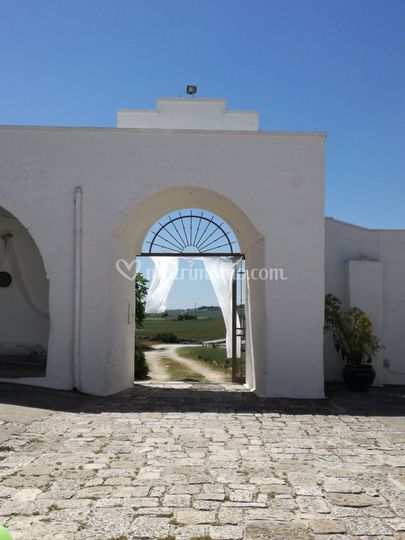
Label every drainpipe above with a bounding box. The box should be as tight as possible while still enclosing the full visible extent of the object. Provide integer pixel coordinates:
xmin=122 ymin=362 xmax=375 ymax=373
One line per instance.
xmin=73 ymin=186 xmax=83 ymax=390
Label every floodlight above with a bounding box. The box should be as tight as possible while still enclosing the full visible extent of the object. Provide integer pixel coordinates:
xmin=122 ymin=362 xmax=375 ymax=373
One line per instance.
xmin=186 ymin=85 xmax=197 ymax=95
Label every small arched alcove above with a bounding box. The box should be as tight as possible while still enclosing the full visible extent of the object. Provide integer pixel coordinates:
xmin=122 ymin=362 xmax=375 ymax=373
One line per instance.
xmin=0 ymin=206 xmax=49 ymax=379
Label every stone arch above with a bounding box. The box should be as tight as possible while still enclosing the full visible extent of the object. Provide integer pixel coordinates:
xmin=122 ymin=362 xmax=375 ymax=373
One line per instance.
xmin=106 ymin=186 xmax=266 ymax=395
xmin=114 ymin=186 xmax=262 ymax=256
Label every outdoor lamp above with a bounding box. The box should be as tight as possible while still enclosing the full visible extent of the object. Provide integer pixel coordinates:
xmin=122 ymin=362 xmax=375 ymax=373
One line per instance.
xmin=186 ymin=85 xmax=197 ymax=95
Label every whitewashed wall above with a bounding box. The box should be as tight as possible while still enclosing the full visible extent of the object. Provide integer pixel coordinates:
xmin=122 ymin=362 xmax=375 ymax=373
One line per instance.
xmin=118 ymin=98 xmax=259 ymax=131
xmin=324 ymin=218 xmax=405 ymax=385
xmin=0 ymin=99 xmax=326 ymax=398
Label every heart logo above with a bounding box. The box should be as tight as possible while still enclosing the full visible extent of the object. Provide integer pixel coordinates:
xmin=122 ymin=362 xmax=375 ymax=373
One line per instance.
xmin=116 ymin=259 xmax=138 ymax=281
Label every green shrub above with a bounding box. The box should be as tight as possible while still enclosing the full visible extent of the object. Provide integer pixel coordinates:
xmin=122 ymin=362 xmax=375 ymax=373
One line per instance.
xmin=134 ymin=339 xmax=149 ymax=379
xmin=153 ymin=332 xmax=179 ymax=343
xmin=177 ymin=313 xmax=197 ymax=321
xmin=324 ymin=293 xmax=383 ymax=367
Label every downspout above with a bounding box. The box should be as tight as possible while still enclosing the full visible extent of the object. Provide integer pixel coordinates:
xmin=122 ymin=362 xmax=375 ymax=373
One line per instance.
xmin=73 ymin=186 xmax=83 ymax=390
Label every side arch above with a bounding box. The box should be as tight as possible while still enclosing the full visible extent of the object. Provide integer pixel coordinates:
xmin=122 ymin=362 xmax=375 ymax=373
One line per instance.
xmin=0 ymin=206 xmax=49 ymax=379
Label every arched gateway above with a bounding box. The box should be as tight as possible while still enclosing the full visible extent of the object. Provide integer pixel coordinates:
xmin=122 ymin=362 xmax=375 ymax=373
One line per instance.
xmin=0 ymin=98 xmax=326 ymax=398
xmin=111 ymin=186 xmax=264 ymax=394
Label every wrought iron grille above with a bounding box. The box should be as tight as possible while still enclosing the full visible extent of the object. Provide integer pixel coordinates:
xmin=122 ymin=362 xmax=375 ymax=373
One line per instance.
xmin=143 ymin=210 xmax=238 ymax=254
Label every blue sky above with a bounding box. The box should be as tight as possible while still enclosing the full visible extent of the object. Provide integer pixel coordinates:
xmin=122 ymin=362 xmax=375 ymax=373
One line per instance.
xmin=1 ymin=0 xmax=404 ymax=307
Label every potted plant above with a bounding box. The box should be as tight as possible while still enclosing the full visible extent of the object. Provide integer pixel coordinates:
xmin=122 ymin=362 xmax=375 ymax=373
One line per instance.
xmin=324 ymin=293 xmax=383 ymax=391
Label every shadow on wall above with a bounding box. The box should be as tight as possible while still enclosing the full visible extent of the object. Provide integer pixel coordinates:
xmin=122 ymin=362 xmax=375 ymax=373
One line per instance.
xmin=0 ymin=207 xmax=49 ymax=378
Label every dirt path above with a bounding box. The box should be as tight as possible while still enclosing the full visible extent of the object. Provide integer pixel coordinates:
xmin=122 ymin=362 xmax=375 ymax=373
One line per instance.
xmin=145 ymin=344 xmax=228 ymax=383
xmin=145 ymin=346 xmax=171 ymax=381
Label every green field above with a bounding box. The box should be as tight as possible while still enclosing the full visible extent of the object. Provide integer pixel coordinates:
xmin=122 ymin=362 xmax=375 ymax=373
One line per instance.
xmin=139 ymin=316 xmax=226 ymax=342
xmin=176 ymin=346 xmax=229 ymax=369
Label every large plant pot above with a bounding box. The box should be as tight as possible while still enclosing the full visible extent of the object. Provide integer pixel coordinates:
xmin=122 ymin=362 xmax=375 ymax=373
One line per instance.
xmin=343 ymin=366 xmax=376 ymax=392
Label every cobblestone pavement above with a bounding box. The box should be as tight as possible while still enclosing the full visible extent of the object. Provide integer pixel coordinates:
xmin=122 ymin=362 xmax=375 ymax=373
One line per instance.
xmin=0 ymin=381 xmax=404 ymax=539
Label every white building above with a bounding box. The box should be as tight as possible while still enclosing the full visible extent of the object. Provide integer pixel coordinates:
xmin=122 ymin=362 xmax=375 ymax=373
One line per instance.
xmin=0 ymin=98 xmax=404 ymax=397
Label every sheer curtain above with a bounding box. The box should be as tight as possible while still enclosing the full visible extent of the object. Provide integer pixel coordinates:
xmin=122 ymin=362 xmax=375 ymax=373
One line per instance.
xmin=145 ymin=255 xmax=241 ymax=358
xmin=203 ymin=256 xmax=242 ymax=358
xmin=145 ymin=257 xmax=179 ymax=314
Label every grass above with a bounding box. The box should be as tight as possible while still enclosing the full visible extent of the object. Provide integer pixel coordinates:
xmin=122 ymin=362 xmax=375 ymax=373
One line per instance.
xmin=176 ymin=346 xmax=229 ymax=369
xmin=176 ymin=346 xmax=247 ymax=382
xmin=139 ymin=316 xmax=225 ymax=342
xmin=0 ymin=445 xmax=13 ymax=452
xmin=160 ymin=356 xmax=207 ymax=382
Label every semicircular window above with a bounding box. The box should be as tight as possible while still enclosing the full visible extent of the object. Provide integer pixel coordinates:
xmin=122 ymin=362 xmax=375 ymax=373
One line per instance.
xmin=142 ymin=209 xmax=240 ymax=255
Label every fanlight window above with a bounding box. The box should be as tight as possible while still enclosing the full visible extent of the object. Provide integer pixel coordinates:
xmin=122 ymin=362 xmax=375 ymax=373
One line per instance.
xmin=142 ymin=210 xmax=240 ymax=254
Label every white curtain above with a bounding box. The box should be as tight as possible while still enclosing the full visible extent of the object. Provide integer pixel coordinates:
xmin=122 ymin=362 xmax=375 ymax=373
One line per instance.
xmin=203 ymin=257 xmax=242 ymax=358
xmin=145 ymin=257 xmax=179 ymax=314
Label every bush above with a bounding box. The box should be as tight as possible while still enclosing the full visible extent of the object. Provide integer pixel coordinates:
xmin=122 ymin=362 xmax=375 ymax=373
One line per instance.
xmin=324 ymin=293 xmax=383 ymax=367
xmin=177 ymin=313 xmax=197 ymax=321
xmin=153 ymin=332 xmax=179 ymax=343
xmin=134 ymin=339 xmax=149 ymax=380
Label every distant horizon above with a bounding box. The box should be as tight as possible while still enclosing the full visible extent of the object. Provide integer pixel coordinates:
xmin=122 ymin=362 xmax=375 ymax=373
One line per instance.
xmin=146 ymin=305 xmax=221 ymax=314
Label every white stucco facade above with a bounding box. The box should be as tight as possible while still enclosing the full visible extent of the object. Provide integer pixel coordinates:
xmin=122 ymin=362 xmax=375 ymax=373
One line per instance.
xmin=3 ymin=98 xmax=403 ymax=397
xmin=324 ymin=218 xmax=405 ymax=385
xmin=117 ymin=98 xmax=259 ymax=131
xmin=0 ymin=98 xmax=327 ymax=397
xmin=2 ymin=99 xmax=404 ymax=398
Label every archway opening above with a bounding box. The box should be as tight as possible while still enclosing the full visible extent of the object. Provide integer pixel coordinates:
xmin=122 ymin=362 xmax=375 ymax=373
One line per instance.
xmin=0 ymin=207 xmax=49 ymax=379
xmin=109 ymin=186 xmax=265 ymax=398
xmin=136 ymin=209 xmax=246 ymax=385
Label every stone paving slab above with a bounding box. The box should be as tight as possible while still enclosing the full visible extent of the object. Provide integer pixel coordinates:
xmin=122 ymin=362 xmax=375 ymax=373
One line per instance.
xmin=0 ymin=381 xmax=404 ymax=539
